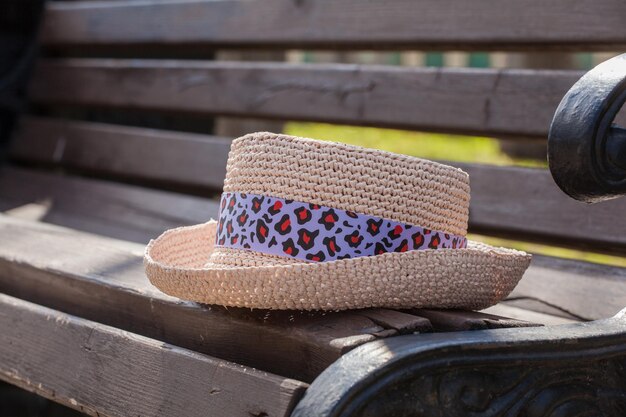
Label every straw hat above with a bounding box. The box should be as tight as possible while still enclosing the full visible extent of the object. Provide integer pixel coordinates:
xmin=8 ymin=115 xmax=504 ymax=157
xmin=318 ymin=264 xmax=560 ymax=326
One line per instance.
xmin=144 ymin=132 xmax=531 ymax=311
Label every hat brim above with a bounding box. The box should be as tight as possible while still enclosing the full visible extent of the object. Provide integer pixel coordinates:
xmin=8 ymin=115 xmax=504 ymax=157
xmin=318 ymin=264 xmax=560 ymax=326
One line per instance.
xmin=144 ymin=221 xmax=531 ymax=311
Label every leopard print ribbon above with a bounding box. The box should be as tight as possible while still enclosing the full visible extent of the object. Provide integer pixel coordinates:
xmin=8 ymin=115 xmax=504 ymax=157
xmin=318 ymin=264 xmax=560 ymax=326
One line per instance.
xmin=215 ymin=192 xmax=467 ymax=262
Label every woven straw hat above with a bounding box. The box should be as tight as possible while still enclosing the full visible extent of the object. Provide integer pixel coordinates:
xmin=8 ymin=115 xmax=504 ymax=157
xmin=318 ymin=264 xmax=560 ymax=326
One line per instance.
xmin=145 ymin=132 xmax=531 ymax=311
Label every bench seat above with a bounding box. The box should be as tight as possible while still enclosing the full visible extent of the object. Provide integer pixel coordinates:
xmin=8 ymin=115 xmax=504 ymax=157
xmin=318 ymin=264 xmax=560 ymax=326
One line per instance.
xmin=5 ymin=167 xmax=624 ymax=415
xmin=5 ymin=166 xmax=623 ymax=333
xmin=2 ymin=0 xmax=626 ymax=415
xmin=1 ymin=293 xmax=307 ymax=417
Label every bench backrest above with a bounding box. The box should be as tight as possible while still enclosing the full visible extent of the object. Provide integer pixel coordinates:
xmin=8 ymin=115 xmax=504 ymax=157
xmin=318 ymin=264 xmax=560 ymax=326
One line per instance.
xmin=9 ymin=0 xmax=626 ymax=259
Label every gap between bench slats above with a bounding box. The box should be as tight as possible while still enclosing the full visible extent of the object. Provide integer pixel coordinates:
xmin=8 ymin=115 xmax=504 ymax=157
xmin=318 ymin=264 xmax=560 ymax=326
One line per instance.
xmin=27 ymin=59 xmax=585 ymax=139
xmin=0 ymin=293 xmax=307 ymax=417
xmin=10 ymin=119 xmax=626 ymax=255
xmin=41 ymin=0 xmax=626 ymax=51
xmin=0 ymin=169 xmax=624 ymax=323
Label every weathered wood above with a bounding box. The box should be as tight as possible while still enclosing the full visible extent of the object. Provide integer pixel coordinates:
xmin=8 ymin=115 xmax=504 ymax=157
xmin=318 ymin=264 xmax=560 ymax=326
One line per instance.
xmin=41 ymin=0 xmax=626 ymax=51
xmin=482 ymin=304 xmax=577 ymax=325
xmin=11 ymin=121 xmax=626 ymax=254
xmin=4 ymin=0 xmax=624 ymax=411
xmin=0 ymin=167 xmax=215 ymax=243
xmin=11 ymin=116 xmax=230 ymax=189
xmin=1 ymin=172 xmax=624 ymax=323
xmin=2 ymin=167 xmax=626 ymax=322
xmin=0 ymin=214 xmax=403 ymax=382
xmin=0 ymin=293 xmax=308 ymax=417
xmin=27 ymin=60 xmax=583 ymax=139
xmin=2 ymin=168 xmax=624 ymax=323
xmin=460 ymin=162 xmax=626 ymax=255
xmin=213 ymin=50 xmax=286 ymax=137
xmin=508 ymin=255 xmax=626 ymax=321
xmin=411 ymin=309 xmax=541 ymax=331
xmin=357 ymin=309 xmax=433 ymax=334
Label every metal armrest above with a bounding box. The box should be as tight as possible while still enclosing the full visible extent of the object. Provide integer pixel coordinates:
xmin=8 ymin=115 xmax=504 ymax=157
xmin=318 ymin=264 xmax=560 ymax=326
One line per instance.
xmin=293 ymin=309 xmax=626 ymax=417
xmin=549 ymin=53 xmax=626 ymax=203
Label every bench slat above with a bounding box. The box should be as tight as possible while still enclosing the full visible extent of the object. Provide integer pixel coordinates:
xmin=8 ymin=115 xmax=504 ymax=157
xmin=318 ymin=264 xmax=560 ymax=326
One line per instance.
xmin=42 ymin=0 xmax=626 ymax=51
xmin=0 ymin=168 xmax=626 ymax=320
xmin=27 ymin=60 xmax=583 ymax=139
xmin=0 ymin=293 xmax=308 ymax=417
xmin=11 ymin=120 xmax=626 ymax=254
xmin=0 ymin=166 xmax=213 ymax=243
xmin=482 ymin=304 xmax=577 ymax=325
xmin=410 ymin=309 xmax=540 ymax=331
xmin=1 ymin=170 xmax=625 ymax=322
xmin=509 ymin=255 xmax=626 ymax=321
xmin=459 ymin=162 xmax=626 ymax=256
xmin=0 ymin=212 xmax=411 ymax=382
xmin=12 ymin=116 xmax=230 ymax=190
xmin=356 ymin=309 xmax=433 ymax=334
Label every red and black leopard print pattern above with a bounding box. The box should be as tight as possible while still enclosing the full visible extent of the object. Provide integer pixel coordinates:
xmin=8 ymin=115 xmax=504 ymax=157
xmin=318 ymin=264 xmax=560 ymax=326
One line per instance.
xmin=215 ymin=192 xmax=467 ymax=262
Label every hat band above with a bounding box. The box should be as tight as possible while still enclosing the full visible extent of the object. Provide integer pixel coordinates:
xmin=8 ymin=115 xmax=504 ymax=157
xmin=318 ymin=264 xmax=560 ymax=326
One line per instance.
xmin=215 ymin=192 xmax=467 ymax=262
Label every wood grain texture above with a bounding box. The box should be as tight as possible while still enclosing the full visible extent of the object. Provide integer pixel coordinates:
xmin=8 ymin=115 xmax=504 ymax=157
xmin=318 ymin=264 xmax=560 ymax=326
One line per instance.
xmin=11 ymin=119 xmax=626 ymax=254
xmin=0 ymin=166 xmax=215 ymax=243
xmin=0 ymin=213 xmax=406 ymax=382
xmin=41 ymin=0 xmax=626 ymax=51
xmin=0 ymin=293 xmax=307 ymax=417
xmin=2 ymin=168 xmax=625 ymax=322
xmin=460 ymin=163 xmax=626 ymax=255
xmin=1 ymin=175 xmax=625 ymax=321
xmin=481 ymin=304 xmax=577 ymax=325
xmin=411 ymin=309 xmax=540 ymax=331
xmin=356 ymin=309 xmax=432 ymax=334
xmin=508 ymin=255 xmax=626 ymax=321
xmin=27 ymin=60 xmax=583 ymax=139
xmin=12 ymin=116 xmax=230 ymax=189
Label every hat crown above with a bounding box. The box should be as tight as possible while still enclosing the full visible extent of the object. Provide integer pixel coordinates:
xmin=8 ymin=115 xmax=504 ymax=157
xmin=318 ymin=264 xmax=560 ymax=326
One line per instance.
xmin=225 ymin=133 xmax=469 ymax=231
xmin=208 ymin=132 xmax=470 ymax=267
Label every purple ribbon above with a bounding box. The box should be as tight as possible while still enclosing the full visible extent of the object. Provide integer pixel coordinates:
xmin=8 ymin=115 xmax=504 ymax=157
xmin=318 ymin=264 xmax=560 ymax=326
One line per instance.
xmin=215 ymin=192 xmax=467 ymax=262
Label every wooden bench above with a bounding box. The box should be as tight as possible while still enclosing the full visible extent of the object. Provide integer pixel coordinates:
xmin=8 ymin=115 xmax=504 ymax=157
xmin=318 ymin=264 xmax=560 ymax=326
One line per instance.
xmin=2 ymin=1 xmax=626 ymax=416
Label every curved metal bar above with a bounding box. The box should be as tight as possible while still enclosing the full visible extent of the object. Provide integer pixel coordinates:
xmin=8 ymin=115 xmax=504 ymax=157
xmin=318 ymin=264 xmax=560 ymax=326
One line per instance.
xmin=292 ymin=310 xmax=626 ymax=417
xmin=548 ymin=53 xmax=626 ymax=203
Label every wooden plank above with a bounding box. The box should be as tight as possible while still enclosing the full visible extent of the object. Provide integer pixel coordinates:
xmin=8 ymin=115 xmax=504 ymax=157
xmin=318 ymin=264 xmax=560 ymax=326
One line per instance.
xmin=0 ymin=293 xmax=307 ymax=417
xmin=508 ymin=255 xmax=626 ymax=321
xmin=11 ymin=121 xmax=626 ymax=254
xmin=2 ymin=168 xmax=625 ymax=322
xmin=0 ymin=214 xmax=393 ymax=383
xmin=0 ymin=166 xmax=215 ymax=243
xmin=27 ymin=59 xmax=583 ymax=139
xmin=411 ymin=309 xmax=541 ymax=331
xmin=482 ymin=304 xmax=577 ymax=325
xmin=11 ymin=116 xmax=230 ymax=189
xmin=460 ymin=163 xmax=626 ymax=255
xmin=41 ymin=0 xmax=626 ymax=51
xmin=357 ymin=309 xmax=433 ymax=334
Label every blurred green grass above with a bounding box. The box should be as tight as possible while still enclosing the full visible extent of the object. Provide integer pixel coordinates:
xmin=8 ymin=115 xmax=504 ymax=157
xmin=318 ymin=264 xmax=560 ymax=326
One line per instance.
xmin=285 ymin=122 xmax=546 ymax=167
xmin=470 ymin=234 xmax=626 ymax=267
xmin=285 ymin=122 xmax=626 ymax=268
